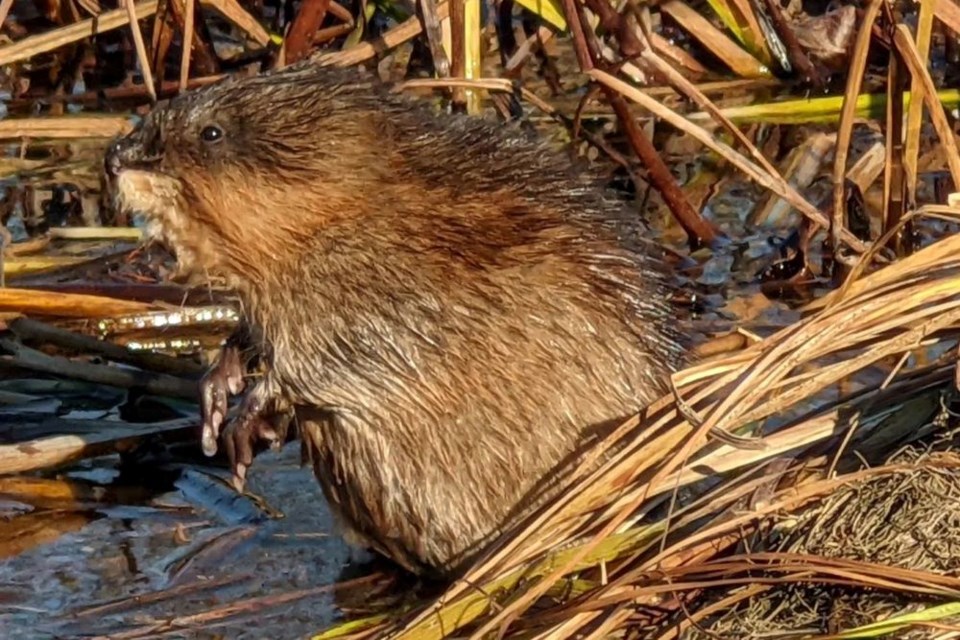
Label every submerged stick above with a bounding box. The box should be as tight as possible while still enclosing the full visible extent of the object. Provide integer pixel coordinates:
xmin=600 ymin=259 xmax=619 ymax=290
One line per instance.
xmin=0 ymin=417 xmax=196 ymax=475
xmin=8 ymin=317 xmax=204 ymax=378
xmin=0 ymin=338 xmax=197 ymax=399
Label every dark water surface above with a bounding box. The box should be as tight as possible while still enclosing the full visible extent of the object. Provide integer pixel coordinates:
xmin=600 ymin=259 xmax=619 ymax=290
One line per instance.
xmin=0 ymin=442 xmax=373 ymax=639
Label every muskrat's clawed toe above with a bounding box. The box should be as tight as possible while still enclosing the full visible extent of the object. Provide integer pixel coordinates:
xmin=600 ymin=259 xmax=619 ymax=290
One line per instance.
xmin=200 ymin=344 xmax=246 ymax=457
xmin=222 ymin=410 xmax=280 ymax=491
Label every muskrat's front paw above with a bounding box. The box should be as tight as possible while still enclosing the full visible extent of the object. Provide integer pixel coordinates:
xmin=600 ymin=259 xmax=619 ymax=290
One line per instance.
xmin=222 ymin=406 xmax=281 ymax=492
xmin=200 ymin=344 xmax=245 ymax=457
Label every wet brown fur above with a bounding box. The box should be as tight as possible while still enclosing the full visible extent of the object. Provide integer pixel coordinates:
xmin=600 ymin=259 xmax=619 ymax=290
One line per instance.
xmin=107 ymin=62 xmax=688 ymax=576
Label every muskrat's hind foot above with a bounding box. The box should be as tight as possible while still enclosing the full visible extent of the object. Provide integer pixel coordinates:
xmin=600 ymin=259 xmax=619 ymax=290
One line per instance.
xmin=200 ymin=342 xmax=245 ymax=456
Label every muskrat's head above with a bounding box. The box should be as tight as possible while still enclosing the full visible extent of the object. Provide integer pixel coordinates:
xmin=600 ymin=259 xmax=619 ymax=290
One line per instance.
xmin=105 ymin=64 xmax=390 ymax=283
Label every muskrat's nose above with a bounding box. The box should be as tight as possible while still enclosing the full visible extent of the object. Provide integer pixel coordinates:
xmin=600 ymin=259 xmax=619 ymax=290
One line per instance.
xmin=104 ymin=137 xmax=137 ymax=178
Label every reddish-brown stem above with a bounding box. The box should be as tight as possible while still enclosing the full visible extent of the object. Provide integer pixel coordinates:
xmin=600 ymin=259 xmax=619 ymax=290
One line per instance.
xmin=559 ymin=0 xmax=595 ymax=71
xmin=285 ymin=0 xmax=332 ymax=63
xmin=608 ymin=91 xmax=717 ymax=247
xmin=561 ymin=0 xmax=718 ymax=248
xmin=450 ymin=0 xmax=466 ymax=108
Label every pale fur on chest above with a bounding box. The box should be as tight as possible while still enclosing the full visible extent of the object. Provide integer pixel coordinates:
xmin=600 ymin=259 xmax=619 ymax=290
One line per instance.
xmin=113 ymin=170 xmax=237 ymax=286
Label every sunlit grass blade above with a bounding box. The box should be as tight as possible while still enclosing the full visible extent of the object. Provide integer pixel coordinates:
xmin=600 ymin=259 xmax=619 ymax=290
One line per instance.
xmin=686 ymin=89 xmax=960 ymax=124
xmin=514 ymin=0 xmax=566 ymax=30
xmin=832 ymin=601 xmax=960 ymax=638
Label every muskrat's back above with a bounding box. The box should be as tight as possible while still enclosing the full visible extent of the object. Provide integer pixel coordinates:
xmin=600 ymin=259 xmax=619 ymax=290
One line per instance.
xmin=106 ymin=62 xmax=688 ymax=576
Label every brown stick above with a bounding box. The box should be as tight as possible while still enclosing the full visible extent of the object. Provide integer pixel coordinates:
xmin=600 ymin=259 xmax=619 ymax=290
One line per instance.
xmin=284 ymin=0 xmax=332 ymax=63
xmin=8 ymin=317 xmax=205 ymax=378
xmin=610 ymin=93 xmax=718 ymax=248
xmin=0 ymin=337 xmax=198 ymax=399
xmin=565 ymin=0 xmax=718 ymax=248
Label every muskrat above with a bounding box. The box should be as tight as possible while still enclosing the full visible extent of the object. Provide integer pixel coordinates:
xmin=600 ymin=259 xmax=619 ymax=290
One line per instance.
xmin=104 ymin=61 xmax=687 ymax=577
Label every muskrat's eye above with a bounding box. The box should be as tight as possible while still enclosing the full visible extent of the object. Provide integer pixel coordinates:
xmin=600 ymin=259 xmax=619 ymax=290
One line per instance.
xmin=200 ymin=125 xmax=224 ymax=144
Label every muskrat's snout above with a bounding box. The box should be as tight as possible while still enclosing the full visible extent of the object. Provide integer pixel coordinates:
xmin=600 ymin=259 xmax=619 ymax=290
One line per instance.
xmin=104 ymin=121 xmax=166 ymax=180
xmin=104 ymin=135 xmax=144 ymax=179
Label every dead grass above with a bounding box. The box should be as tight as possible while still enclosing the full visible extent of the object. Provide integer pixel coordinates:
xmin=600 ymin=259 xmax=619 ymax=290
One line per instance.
xmin=684 ymin=448 xmax=960 ymax=639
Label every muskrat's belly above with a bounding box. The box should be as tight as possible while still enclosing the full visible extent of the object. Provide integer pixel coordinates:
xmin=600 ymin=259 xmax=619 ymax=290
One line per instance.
xmin=267 ymin=308 xmax=670 ymax=574
xmin=291 ymin=401 xmax=585 ymax=576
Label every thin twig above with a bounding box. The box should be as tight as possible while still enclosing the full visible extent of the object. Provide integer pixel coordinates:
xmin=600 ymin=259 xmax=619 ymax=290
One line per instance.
xmin=180 ymin=0 xmax=195 ymax=91
xmin=123 ymin=0 xmax=157 ymax=102
xmin=0 ymin=338 xmax=197 ymax=399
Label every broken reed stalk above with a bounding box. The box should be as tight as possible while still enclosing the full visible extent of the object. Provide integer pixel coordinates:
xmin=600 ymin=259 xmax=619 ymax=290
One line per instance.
xmin=831 ymin=0 xmax=883 ymax=257
xmin=345 ymin=224 xmax=960 ymax=639
xmin=123 ymin=0 xmax=157 ymax=102
xmin=180 ymin=0 xmax=196 ymax=91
